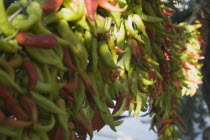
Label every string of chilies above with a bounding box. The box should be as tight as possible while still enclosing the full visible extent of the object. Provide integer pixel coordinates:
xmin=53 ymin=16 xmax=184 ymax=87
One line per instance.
xmin=0 ymin=0 xmax=204 ymax=140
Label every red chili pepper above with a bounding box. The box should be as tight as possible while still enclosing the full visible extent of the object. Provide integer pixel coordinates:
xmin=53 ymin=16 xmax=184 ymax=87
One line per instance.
xmin=62 ymin=46 xmax=78 ymax=71
xmin=0 ymin=84 xmax=11 ymax=100
xmin=91 ymin=110 xmax=101 ymax=131
xmin=22 ymin=60 xmax=38 ymax=90
xmin=0 ymin=109 xmax=31 ymax=128
xmin=16 ymin=32 xmax=58 ymax=49
xmin=175 ymin=116 xmax=186 ymax=129
xmin=19 ymin=95 xmax=38 ymax=127
xmin=53 ymin=126 xmax=66 ymax=140
xmin=40 ymin=0 xmax=63 ymax=12
xmin=128 ymin=39 xmax=143 ymax=63
xmin=98 ymin=0 xmax=126 ymax=12
xmin=115 ymin=48 xmax=126 ymax=53
xmin=84 ymin=0 xmax=98 ymax=20
xmin=162 ymin=9 xmax=173 ymax=16
xmin=112 ymin=95 xmax=123 ymax=115
xmin=112 ymin=70 xmax=120 ymax=78
xmin=63 ymin=73 xmax=79 ymax=93
xmin=4 ymin=96 xmax=29 ymax=121
xmin=59 ymin=89 xmax=74 ymax=108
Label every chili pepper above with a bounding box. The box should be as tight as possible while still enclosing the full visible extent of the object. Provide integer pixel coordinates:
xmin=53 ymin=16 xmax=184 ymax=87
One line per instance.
xmin=22 ymin=60 xmax=38 ymax=89
xmin=40 ymin=0 xmax=63 ymax=12
xmin=0 ymin=0 xmax=16 ymax=36
xmin=62 ymin=46 xmax=78 ymax=71
xmin=84 ymin=0 xmax=98 ymax=20
xmin=0 ymin=109 xmax=31 ymax=128
xmin=140 ymin=12 xmax=163 ymax=22
xmin=52 ymin=126 xmax=66 ymax=140
xmin=11 ymin=1 xmax=42 ymax=31
xmin=0 ymin=39 xmax=19 ymax=53
xmin=25 ymin=47 xmax=67 ymax=71
xmin=63 ymin=72 xmax=78 ymax=93
xmin=123 ymin=47 xmax=132 ymax=71
xmin=4 ymin=96 xmax=29 ymax=121
xmin=103 ymin=83 xmax=115 ymax=108
xmin=98 ymin=0 xmax=127 ymax=12
xmin=116 ymin=22 xmax=126 ymax=49
xmin=61 ymin=1 xmax=84 ymax=21
xmin=16 ymin=32 xmax=58 ymax=49
xmin=19 ymin=95 xmax=38 ymax=127
xmin=0 ymin=59 xmax=15 ymax=81
xmin=31 ymin=92 xmax=66 ymax=115
xmin=0 ymin=84 xmax=11 ymax=100
xmin=128 ymin=39 xmax=142 ymax=63
xmin=162 ymin=9 xmax=173 ymax=16
xmin=7 ymin=54 xmax=23 ymax=68
xmin=57 ymin=20 xmax=88 ymax=69
xmin=134 ymin=93 xmax=142 ymax=117
xmin=125 ymin=16 xmax=145 ymax=44
xmin=98 ymin=41 xmax=118 ymax=69
xmin=73 ymin=111 xmax=93 ymax=139
xmin=112 ymin=95 xmax=123 ymax=115
xmin=55 ymin=99 xmax=68 ymax=131
xmin=105 ymin=33 xmax=117 ymax=64
xmin=33 ymin=115 xmax=55 ymax=132
xmin=115 ymin=48 xmax=125 ymax=53
xmin=0 ymin=125 xmax=18 ymax=137
xmin=6 ymin=1 xmax=21 ymax=15
xmin=113 ymin=97 xmax=127 ymax=117
xmin=37 ymin=132 xmax=49 ymax=140
xmin=91 ymin=110 xmax=101 ymax=131
xmin=59 ymin=89 xmax=74 ymax=108
xmin=33 ymin=80 xmax=65 ymax=93
xmin=91 ymin=38 xmax=98 ymax=72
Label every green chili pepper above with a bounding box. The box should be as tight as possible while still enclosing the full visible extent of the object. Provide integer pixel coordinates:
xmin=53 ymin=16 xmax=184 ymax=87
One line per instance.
xmin=33 ymin=81 xmax=65 ymax=93
xmin=7 ymin=54 xmax=23 ymax=68
xmin=113 ymin=97 xmax=127 ymax=117
xmin=43 ymin=12 xmax=62 ymax=25
xmin=110 ymin=3 xmax=121 ymax=28
xmin=0 ymin=69 xmax=23 ymax=93
xmin=37 ymin=132 xmax=49 ymax=140
xmin=0 ymin=59 xmax=15 ymax=81
xmin=0 ymin=39 xmax=19 ymax=53
xmin=57 ymin=20 xmax=88 ymax=69
xmin=34 ymin=115 xmax=55 ymax=132
xmin=98 ymin=41 xmax=118 ymax=69
xmin=25 ymin=47 xmax=67 ymax=71
xmin=125 ymin=21 xmax=144 ymax=44
xmin=6 ymin=1 xmax=21 ymax=15
xmin=0 ymin=126 xmax=17 ymax=137
xmin=11 ymin=1 xmax=42 ymax=31
xmin=55 ymin=99 xmax=68 ymax=131
xmin=134 ymin=93 xmax=142 ymax=117
xmin=32 ymin=92 xmax=66 ymax=115
xmin=123 ymin=47 xmax=132 ymax=71
xmin=60 ymin=1 xmax=84 ymax=22
xmin=116 ymin=22 xmax=126 ymax=49
xmin=0 ymin=0 xmax=16 ymax=36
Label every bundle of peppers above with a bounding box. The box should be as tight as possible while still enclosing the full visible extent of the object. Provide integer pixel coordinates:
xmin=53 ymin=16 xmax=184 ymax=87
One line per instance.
xmin=0 ymin=0 xmax=204 ymax=139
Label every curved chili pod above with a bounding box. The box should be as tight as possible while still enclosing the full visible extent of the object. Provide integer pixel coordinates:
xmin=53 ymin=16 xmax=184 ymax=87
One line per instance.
xmin=40 ymin=0 xmax=63 ymax=12
xmin=16 ymin=32 xmax=58 ymax=49
xmin=0 ymin=84 xmax=11 ymax=100
xmin=19 ymin=95 xmax=38 ymax=127
xmin=0 ymin=109 xmax=31 ymax=128
xmin=98 ymin=0 xmax=127 ymax=12
xmin=62 ymin=46 xmax=78 ymax=71
xmin=22 ymin=60 xmax=38 ymax=90
xmin=84 ymin=0 xmax=98 ymax=20
xmin=4 ymin=96 xmax=29 ymax=121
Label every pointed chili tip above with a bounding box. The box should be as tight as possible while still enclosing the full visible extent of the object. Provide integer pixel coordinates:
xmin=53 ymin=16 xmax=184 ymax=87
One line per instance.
xmin=98 ymin=0 xmax=127 ymax=13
